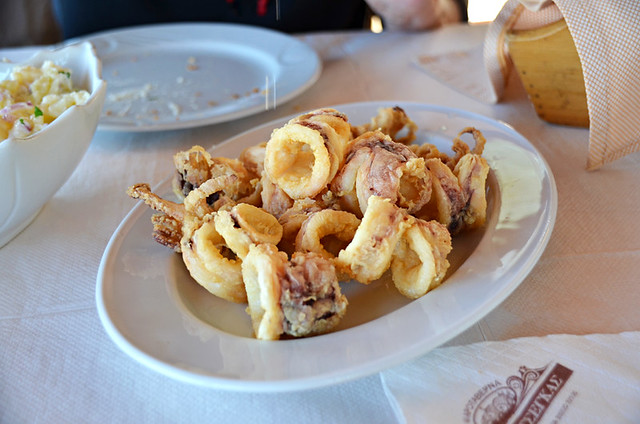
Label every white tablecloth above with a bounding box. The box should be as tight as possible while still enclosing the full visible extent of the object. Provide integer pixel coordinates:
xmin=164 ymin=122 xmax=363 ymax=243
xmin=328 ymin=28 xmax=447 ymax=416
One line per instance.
xmin=2 ymin=24 xmax=639 ymax=423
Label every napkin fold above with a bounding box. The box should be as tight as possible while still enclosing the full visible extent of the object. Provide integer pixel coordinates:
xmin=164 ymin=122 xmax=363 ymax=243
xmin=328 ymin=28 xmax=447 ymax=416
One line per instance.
xmin=380 ymin=331 xmax=640 ymax=424
xmin=415 ymin=0 xmax=640 ymax=170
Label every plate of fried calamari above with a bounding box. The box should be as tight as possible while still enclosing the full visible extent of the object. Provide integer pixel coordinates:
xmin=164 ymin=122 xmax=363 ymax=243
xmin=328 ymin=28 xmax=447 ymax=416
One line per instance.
xmin=96 ymin=101 xmax=557 ymax=391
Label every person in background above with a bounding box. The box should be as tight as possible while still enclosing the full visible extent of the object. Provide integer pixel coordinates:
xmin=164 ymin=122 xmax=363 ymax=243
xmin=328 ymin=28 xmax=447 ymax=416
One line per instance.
xmin=0 ymin=0 xmax=467 ymax=47
xmin=0 ymin=0 xmax=61 ymax=47
xmin=51 ymin=0 xmax=468 ymax=39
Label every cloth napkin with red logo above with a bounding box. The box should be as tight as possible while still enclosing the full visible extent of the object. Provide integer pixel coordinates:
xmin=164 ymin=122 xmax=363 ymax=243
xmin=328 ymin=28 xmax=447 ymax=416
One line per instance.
xmin=415 ymin=0 xmax=640 ymax=170
xmin=380 ymin=331 xmax=640 ymax=423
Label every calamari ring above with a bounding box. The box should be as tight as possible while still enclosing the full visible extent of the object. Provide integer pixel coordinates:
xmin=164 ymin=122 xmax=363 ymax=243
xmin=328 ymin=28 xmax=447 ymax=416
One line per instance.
xmin=290 ymin=108 xmax=352 ymax=147
xmin=335 ymin=196 xmax=412 ymax=284
xmin=183 ymin=174 xmax=239 ymax=218
xmin=419 ymin=158 xmax=466 ymax=231
xmin=419 ymin=154 xmax=489 ymax=234
xmin=264 ymin=118 xmax=348 ymax=199
xmin=214 ymin=203 xmax=283 ymax=260
xmin=180 ymin=214 xmax=246 ymax=303
xmin=289 ymin=108 xmax=351 ymax=176
xmin=331 ymin=131 xmax=431 ymax=216
xmin=295 ymin=209 xmax=361 ymax=260
xmin=453 ymin=153 xmax=490 ymax=232
xmin=242 ymin=243 xmax=288 ymax=340
xmin=391 ymin=218 xmax=452 ymax=299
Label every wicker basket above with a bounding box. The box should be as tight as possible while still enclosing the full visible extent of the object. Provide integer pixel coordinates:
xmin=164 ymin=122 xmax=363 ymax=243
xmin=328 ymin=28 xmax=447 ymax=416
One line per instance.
xmin=506 ymin=19 xmax=589 ymax=127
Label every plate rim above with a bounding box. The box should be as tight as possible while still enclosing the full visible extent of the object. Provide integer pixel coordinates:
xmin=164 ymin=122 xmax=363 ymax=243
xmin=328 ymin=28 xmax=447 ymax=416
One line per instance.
xmin=96 ymin=101 xmax=558 ymax=392
xmin=73 ymin=22 xmax=322 ymax=132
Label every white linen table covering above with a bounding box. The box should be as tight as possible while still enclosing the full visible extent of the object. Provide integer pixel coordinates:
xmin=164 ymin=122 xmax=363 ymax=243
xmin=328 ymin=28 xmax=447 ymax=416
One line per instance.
xmin=1 ymin=24 xmax=639 ymax=423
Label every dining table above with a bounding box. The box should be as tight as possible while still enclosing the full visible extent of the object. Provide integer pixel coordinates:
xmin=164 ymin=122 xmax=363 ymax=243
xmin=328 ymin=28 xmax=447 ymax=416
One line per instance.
xmin=1 ymin=20 xmax=639 ymax=423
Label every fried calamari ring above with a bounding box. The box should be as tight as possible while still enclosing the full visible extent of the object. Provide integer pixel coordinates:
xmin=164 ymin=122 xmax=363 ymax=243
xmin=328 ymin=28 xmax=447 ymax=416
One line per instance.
xmin=391 ymin=218 xmax=452 ymax=299
xmin=242 ymin=244 xmax=348 ymax=340
xmin=418 ymin=154 xmax=490 ymax=234
xmin=289 ymin=108 xmax=351 ymax=181
xmin=181 ymin=214 xmax=246 ymax=303
xmin=453 ymin=153 xmax=490 ymax=231
xmin=183 ymin=174 xmax=239 ymax=218
xmin=214 ymin=203 xmax=283 ymax=260
xmin=264 ymin=122 xmax=334 ymax=199
xmin=351 ymin=106 xmax=418 ymax=144
xmin=420 ymin=158 xmax=466 ymax=231
xmin=295 ymin=209 xmax=361 ymax=260
xmin=335 ymin=196 xmax=412 ymax=284
xmin=331 ymin=131 xmax=431 ymax=216
xmin=264 ymin=109 xmax=351 ymax=199
xmin=291 ymin=108 xmax=352 ymax=144
xmin=241 ymin=243 xmax=288 ymax=340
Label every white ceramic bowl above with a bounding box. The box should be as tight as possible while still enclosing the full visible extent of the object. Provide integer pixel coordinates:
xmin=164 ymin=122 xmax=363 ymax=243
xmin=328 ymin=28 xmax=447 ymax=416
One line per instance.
xmin=0 ymin=42 xmax=107 ymax=248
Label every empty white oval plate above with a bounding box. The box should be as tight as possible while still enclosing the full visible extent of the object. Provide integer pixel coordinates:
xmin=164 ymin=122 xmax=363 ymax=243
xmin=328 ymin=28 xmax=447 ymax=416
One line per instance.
xmin=96 ymin=101 xmax=557 ymax=392
xmin=76 ymin=23 xmax=321 ymax=131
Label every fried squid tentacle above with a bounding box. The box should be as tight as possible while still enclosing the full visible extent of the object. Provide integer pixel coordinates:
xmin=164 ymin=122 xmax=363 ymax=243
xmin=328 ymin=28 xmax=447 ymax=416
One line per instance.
xmin=173 ymin=145 xmax=257 ymax=202
xmin=127 ymin=183 xmax=185 ymax=221
xmin=351 ymin=106 xmax=418 ymax=144
xmin=127 ymin=183 xmax=186 ymax=250
xmin=172 ymin=145 xmax=213 ymax=200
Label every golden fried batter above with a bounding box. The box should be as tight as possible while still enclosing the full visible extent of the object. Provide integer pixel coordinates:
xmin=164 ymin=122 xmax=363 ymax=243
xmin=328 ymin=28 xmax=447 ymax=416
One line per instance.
xmin=351 ymin=106 xmax=418 ymax=144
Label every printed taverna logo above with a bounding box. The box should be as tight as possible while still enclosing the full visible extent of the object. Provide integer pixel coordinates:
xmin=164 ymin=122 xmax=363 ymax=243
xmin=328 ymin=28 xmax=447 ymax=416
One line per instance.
xmin=463 ymin=362 xmax=575 ymax=424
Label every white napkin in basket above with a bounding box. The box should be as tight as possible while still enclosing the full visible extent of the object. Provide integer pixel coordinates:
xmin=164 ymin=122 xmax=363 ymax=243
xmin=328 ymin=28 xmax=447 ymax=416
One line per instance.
xmin=415 ymin=0 xmax=640 ymax=170
xmin=380 ymin=331 xmax=640 ymax=424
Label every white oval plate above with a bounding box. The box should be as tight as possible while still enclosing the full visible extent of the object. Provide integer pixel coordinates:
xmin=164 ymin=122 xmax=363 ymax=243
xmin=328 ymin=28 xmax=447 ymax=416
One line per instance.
xmin=75 ymin=23 xmax=321 ymax=132
xmin=97 ymin=102 xmax=557 ymax=392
